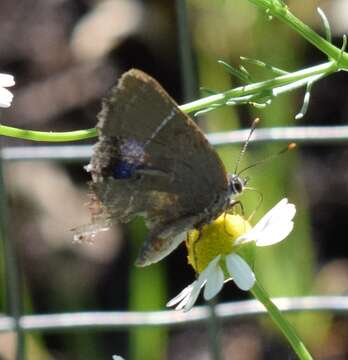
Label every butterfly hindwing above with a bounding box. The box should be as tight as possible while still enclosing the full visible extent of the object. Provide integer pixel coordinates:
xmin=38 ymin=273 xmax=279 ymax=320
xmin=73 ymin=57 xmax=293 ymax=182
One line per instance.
xmin=78 ymin=69 xmax=231 ymax=264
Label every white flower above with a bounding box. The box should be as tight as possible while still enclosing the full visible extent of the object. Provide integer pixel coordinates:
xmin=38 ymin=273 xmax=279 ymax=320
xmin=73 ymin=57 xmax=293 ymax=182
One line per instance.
xmin=167 ymin=198 xmax=296 ymax=311
xmin=0 ymin=73 xmax=15 ymax=108
xmin=235 ymin=198 xmax=296 ymax=247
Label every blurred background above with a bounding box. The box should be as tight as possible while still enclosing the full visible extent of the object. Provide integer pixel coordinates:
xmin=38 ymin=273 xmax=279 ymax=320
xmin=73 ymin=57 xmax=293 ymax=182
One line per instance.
xmin=0 ymin=0 xmax=348 ymax=359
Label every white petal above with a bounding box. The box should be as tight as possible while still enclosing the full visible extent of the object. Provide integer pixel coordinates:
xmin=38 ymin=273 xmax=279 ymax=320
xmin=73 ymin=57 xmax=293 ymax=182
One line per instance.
xmin=226 ymin=254 xmax=255 ymax=291
xmin=166 ymin=282 xmax=195 ymax=307
xmin=0 ymin=74 xmax=15 ymax=87
xmin=167 ymin=256 xmax=223 ymax=311
xmin=183 ymin=279 xmax=205 ymax=311
xmin=253 ymin=198 xmax=291 ymax=229
xmin=255 ymin=221 xmax=294 ymax=246
xmin=203 ymin=266 xmax=224 ymax=301
xmin=0 ymin=87 xmax=14 ymax=108
xmin=183 ymin=256 xmax=221 ymax=311
xmin=264 ymin=203 xmax=296 ymax=228
xmin=200 ymin=255 xmax=222 ymax=278
xmin=236 ymin=198 xmax=296 ymax=246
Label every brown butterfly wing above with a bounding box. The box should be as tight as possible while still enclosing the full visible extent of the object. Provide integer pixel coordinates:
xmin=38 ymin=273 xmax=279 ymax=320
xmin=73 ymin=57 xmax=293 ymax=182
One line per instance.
xmin=83 ymin=69 xmax=230 ymax=264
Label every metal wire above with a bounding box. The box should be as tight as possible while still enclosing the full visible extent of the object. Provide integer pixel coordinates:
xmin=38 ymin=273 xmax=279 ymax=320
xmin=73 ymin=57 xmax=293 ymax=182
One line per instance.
xmin=0 ymin=296 xmax=347 ymax=333
xmin=207 ymin=125 xmax=348 ymax=145
xmin=1 ymin=125 xmax=348 ymax=162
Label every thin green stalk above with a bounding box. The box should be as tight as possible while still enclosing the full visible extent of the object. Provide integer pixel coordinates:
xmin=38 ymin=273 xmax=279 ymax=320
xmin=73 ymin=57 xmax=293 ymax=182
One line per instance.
xmin=207 ymin=299 xmax=222 ymax=360
xmin=0 ymin=125 xmax=97 ymax=142
xmin=181 ymin=61 xmax=336 ymax=113
xmin=175 ymin=0 xmax=199 ymax=101
xmin=251 ymin=281 xmax=313 ymax=360
xmin=0 ymin=60 xmax=338 ymax=143
xmin=247 ymin=0 xmax=348 ymax=67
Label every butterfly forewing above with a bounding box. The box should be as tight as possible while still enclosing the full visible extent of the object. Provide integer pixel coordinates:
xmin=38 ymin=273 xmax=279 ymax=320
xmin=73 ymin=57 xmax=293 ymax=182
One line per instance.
xmin=82 ymin=69 xmax=230 ymax=264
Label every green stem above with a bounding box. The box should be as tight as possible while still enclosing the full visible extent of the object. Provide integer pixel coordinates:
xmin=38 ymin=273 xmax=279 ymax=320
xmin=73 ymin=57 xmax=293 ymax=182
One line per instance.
xmin=251 ymin=281 xmax=313 ymax=360
xmin=0 ymin=60 xmax=337 ymax=142
xmin=181 ymin=61 xmax=336 ymax=113
xmin=247 ymin=0 xmax=348 ymax=67
xmin=0 ymin=125 xmax=97 ymax=142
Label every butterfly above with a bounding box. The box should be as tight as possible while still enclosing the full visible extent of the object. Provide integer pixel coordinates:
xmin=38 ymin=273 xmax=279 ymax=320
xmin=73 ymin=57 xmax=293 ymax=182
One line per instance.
xmin=74 ymin=69 xmax=246 ymax=266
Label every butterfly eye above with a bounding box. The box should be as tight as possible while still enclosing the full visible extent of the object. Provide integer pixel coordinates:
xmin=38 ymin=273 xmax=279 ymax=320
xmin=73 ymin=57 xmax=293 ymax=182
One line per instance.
xmin=229 ymin=175 xmax=244 ymax=195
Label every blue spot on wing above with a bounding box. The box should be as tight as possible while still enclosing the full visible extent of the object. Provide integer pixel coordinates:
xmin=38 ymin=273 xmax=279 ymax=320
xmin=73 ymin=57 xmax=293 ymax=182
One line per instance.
xmin=109 ymin=138 xmax=147 ymax=179
xmin=113 ymin=160 xmax=139 ymax=179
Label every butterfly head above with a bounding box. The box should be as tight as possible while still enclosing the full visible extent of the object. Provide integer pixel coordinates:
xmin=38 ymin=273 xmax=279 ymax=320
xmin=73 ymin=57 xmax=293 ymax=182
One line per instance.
xmin=228 ymin=173 xmax=248 ymax=196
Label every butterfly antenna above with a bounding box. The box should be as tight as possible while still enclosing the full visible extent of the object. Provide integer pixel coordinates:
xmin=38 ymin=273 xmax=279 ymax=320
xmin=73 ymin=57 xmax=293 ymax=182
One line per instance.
xmin=238 ymin=143 xmax=297 ymax=176
xmin=234 ymin=117 xmax=260 ymax=174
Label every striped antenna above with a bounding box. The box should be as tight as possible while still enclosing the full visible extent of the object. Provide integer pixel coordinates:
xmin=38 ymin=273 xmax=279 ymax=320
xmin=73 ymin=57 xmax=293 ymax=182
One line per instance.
xmin=238 ymin=143 xmax=297 ymax=176
xmin=234 ymin=118 xmax=260 ymax=174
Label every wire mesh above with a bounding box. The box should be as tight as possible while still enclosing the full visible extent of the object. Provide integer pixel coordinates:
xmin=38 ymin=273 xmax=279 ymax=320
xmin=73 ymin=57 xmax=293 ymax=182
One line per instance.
xmin=1 ymin=127 xmax=348 ymax=359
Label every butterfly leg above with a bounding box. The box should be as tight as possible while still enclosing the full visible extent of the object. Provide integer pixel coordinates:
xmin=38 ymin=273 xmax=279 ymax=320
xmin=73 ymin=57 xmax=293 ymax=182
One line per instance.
xmin=226 ymin=200 xmax=244 ymax=215
xmin=223 ymin=200 xmax=248 ymax=237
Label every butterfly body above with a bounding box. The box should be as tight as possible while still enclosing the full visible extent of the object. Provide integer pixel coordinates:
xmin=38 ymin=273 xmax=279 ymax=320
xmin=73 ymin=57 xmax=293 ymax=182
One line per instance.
xmin=74 ymin=69 xmax=245 ymax=266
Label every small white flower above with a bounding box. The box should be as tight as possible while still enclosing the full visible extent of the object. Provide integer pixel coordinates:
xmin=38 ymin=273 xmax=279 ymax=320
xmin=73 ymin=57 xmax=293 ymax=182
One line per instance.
xmin=235 ymin=198 xmax=296 ymax=247
xmin=167 ymin=198 xmax=296 ymax=311
xmin=0 ymin=73 xmax=15 ymax=108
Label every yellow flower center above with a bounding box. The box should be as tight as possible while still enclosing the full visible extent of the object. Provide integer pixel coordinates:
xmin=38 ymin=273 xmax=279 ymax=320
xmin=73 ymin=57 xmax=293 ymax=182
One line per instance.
xmin=186 ymin=213 xmax=251 ymax=273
